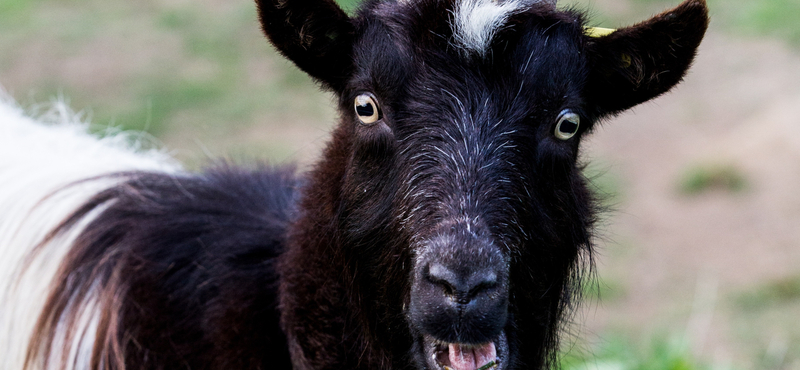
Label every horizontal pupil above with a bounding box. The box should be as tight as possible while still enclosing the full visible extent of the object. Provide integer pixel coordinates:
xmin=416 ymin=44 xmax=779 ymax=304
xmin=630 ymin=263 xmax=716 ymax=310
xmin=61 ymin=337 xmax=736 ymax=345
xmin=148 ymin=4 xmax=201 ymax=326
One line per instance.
xmin=356 ymin=104 xmax=375 ymax=117
xmin=559 ymin=120 xmax=578 ymax=133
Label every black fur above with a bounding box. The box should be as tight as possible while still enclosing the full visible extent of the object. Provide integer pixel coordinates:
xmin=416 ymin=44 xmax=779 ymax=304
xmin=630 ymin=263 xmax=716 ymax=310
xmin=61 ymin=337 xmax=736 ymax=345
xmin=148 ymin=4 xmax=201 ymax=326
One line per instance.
xmin=29 ymin=0 xmax=708 ymax=369
xmin=31 ymin=167 xmax=298 ymax=369
xmin=255 ymin=0 xmax=355 ymax=90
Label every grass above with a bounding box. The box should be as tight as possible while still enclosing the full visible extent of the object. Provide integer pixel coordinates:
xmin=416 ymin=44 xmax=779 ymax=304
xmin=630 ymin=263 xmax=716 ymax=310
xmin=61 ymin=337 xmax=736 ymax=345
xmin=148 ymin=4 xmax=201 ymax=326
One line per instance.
xmin=581 ymin=277 xmax=626 ymax=303
xmin=0 ymin=0 xmax=333 ymax=165
xmin=627 ymin=0 xmax=800 ymax=45
xmin=727 ymin=276 xmax=800 ymax=368
xmin=709 ymin=0 xmax=800 ymax=45
xmin=584 ymin=162 xmax=624 ymax=206
xmin=337 ymin=0 xmax=362 ymax=14
xmin=677 ymin=164 xmax=747 ymax=195
xmin=734 ymin=274 xmax=800 ymax=311
xmin=560 ymin=334 xmax=718 ymax=370
xmin=564 ymin=0 xmax=800 ymax=47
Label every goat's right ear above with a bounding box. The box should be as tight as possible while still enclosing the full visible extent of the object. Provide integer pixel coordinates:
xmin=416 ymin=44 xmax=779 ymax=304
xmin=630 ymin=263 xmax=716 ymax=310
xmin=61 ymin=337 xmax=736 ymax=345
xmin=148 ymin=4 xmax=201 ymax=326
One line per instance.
xmin=585 ymin=0 xmax=709 ymax=116
xmin=255 ymin=0 xmax=355 ymax=91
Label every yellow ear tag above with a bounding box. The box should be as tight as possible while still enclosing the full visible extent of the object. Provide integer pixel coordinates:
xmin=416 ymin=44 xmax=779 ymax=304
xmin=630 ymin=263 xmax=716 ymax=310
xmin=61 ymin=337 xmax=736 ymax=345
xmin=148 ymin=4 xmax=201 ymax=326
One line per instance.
xmin=584 ymin=27 xmax=616 ymax=38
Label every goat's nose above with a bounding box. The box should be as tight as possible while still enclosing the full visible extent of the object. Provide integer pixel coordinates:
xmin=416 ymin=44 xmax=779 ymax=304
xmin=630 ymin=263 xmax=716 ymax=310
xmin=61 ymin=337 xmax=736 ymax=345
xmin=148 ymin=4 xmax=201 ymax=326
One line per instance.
xmin=426 ymin=263 xmax=498 ymax=304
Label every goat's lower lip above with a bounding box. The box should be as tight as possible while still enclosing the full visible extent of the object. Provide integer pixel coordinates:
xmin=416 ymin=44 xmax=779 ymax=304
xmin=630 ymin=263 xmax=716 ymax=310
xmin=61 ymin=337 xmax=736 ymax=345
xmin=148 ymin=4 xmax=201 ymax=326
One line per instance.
xmin=422 ymin=333 xmax=507 ymax=370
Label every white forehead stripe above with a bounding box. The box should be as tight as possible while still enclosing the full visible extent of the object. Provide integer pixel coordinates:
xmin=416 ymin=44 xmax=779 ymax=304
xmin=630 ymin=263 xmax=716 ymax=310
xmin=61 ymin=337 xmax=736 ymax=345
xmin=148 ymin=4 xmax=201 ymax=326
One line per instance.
xmin=451 ymin=0 xmax=526 ymax=55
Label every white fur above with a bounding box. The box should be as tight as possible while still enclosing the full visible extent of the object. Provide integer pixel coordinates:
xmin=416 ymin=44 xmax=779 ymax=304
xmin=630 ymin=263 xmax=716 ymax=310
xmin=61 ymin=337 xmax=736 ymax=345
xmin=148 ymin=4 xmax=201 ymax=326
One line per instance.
xmin=0 ymin=92 xmax=179 ymax=369
xmin=451 ymin=0 xmax=527 ymax=56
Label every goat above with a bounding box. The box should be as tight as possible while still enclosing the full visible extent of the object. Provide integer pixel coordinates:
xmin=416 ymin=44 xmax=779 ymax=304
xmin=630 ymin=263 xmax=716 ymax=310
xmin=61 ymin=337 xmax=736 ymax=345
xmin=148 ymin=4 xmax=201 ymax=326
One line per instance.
xmin=0 ymin=0 xmax=709 ymax=369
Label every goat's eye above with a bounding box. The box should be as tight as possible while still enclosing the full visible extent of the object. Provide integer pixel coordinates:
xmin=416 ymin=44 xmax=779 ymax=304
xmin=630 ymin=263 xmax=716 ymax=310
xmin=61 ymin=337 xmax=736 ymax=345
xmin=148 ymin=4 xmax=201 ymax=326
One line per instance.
xmin=554 ymin=110 xmax=580 ymax=140
xmin=354 ymin=94 xmax=381 ymax=125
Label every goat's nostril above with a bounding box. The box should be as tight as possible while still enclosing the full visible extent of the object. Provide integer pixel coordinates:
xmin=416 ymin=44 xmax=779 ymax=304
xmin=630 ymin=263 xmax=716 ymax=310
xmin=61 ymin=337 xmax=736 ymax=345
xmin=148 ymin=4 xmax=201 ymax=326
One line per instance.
xmin=426 ymin=263 xmax=498 ymax=303
xmin=426 ymin=263 xmax=458 ymax=296
xmin=469 ymin=277 xmax=497 ymax=297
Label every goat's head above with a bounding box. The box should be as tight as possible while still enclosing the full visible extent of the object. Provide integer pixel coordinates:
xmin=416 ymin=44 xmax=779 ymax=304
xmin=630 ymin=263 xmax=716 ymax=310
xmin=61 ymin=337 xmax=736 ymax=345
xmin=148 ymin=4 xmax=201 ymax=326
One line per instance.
xmin=256 ymin=0 xmax=708 ymax=369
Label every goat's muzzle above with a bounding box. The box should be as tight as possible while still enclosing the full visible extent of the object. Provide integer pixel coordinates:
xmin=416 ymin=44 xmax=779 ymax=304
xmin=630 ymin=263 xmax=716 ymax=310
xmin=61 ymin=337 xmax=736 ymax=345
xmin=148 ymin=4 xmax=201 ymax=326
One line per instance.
xmin=408 ymin=225 xmax=510 ymax=370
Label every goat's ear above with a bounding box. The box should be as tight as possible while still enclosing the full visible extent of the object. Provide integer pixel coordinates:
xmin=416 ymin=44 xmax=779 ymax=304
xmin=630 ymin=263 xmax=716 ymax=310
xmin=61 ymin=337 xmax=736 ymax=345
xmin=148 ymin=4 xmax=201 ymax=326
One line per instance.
xmin=586 ymin=0 xmax=709 ymax=116
xmin=255 ymin=0 xmax=355 ymax=91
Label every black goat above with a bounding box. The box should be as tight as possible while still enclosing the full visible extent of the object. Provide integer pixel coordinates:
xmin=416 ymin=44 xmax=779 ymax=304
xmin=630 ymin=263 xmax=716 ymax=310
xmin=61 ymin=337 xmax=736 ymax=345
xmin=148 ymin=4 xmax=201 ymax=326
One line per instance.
xmin=0 ymin=0 xmax=708 ymax=369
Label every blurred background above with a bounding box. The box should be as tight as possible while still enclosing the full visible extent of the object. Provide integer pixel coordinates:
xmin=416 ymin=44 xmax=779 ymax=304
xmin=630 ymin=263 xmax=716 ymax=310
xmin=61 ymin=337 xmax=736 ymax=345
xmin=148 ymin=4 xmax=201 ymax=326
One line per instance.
xmin=2 ymin=0 xmax=799 ymax=368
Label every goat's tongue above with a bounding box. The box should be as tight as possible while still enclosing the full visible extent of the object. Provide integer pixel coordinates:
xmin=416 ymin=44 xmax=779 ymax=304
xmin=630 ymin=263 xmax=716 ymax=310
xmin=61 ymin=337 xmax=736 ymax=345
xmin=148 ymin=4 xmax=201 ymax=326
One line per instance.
xmin=448 ymin=342 xmax=496 ymax=370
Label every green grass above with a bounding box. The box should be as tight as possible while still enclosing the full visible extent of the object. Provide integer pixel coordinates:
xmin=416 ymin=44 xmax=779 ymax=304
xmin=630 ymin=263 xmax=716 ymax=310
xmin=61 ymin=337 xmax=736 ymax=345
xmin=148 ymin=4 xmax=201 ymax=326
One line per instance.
xmin=584 ymin=162 xmax=625 ymax=208
xmin=734 ymin=274 xmax=800 ymax=311
xmin=337 ymin=0 xmax=362 ymax=14
xmin=710 ymin=0 xmax=800 ymax=45
xmin=564 ymin=0 xmax=800 ymax=47
xmin=677 ymin=164 xmax=747 ymax=195
xmin=0 ymin=0 xmax=333 ymax=164
xmin=560 ymin=335 xmax=719 ymax=370
xmin=721 ymin=275 xmax=800 ymax=368
xmin=0 ymin=0 xmax=51 ymax=22
xmin=581 ymin=277 xmax=626 ymax=304
xmin=626 ymin=0 xmax=800 ymax=46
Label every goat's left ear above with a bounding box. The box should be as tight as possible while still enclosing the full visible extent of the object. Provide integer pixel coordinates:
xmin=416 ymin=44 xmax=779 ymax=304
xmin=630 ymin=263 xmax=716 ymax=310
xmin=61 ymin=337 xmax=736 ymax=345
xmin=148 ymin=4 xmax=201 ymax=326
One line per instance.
xmin=255 ymin=0 xmax=355 ymax=91
xmin=585 ymin=0 xmax=709 ymax=116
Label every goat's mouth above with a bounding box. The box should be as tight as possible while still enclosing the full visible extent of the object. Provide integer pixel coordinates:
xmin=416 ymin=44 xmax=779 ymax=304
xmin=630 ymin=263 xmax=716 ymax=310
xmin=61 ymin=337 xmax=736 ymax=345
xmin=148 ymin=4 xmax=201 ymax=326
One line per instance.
xmin=422 ymin=333 xmax=507 ymax=370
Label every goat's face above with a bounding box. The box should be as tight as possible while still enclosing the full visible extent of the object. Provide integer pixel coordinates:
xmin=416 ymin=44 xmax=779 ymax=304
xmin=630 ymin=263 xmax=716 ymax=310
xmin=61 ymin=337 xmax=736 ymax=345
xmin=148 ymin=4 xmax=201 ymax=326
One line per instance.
xmin=257 ymin=0 xmax=708 ymax=368
xmin=339 ymin=5 xmax=598 ymax=369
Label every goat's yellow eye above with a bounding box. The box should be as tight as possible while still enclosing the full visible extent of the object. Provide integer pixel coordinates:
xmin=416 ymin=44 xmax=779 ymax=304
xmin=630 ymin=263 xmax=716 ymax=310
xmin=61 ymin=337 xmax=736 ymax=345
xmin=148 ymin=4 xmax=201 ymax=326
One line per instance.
xmin=354 ymin=94 xmax=381 ymax=125
xmin=554 ymin=110 xmax=580 ymax=140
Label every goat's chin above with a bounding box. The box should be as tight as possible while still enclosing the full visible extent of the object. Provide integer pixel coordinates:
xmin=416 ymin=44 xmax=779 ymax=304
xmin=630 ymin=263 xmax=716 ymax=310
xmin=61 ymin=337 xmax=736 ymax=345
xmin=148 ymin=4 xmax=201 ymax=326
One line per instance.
xmin=419 ymin=332 xmax=508 ymax=370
